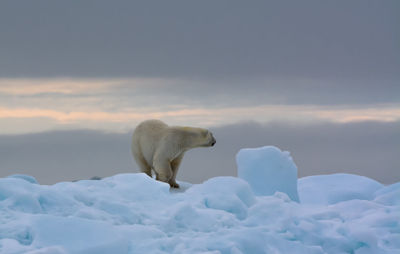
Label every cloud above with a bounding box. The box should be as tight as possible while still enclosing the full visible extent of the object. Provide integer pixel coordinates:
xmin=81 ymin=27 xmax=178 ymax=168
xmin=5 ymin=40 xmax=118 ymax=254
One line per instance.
xmin=0 ymin=121 xmax=398 ymax=185
xmin=2 ymin=78 xmax=399 ymax=109
xmin=0 ymin=78 xmax=111 ymax=95
xmin=0 ymin=1 xmax=398 ymax=79
xmin=310 ymin=106 xmax=400 ymax=123
xmin=1 ymin=77 xmax=399 ymax=134
xmin=0 ymin=104 xmax=399 ymax=135
xmin=0 ymin=78 xmax=160 ymax=96
xmin=0 ymin=130 xmax=133 ymax=184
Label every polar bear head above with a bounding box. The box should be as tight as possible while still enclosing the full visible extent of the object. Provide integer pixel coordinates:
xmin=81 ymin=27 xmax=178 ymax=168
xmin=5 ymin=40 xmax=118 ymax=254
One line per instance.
xmin=179 ymin=127 xmax=216 ymax=148
xmin=199 ymin=129 xmax=216 ymax=147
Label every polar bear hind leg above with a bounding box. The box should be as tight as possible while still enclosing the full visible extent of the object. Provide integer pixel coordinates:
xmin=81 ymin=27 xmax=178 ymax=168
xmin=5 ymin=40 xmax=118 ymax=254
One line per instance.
xmin=132 ymin=149 xmax=152 ymax=177
xmin=153 ymin=158 xmax=173 ymax=184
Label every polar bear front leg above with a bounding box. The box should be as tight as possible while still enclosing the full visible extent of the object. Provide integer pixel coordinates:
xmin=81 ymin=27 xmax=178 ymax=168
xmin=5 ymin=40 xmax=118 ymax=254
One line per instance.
xmin=169 ymin=155 xmax=183 ymax=188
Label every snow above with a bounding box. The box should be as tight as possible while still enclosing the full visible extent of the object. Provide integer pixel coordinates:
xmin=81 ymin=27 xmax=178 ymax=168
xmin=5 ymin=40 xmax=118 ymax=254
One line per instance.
xmin=298 ymin=173 xmax=384 ymax=205
xmin=236 ymin=146 xmax=299 ymax=202
xmin=0 ymin=146 xmax=399 ymax=254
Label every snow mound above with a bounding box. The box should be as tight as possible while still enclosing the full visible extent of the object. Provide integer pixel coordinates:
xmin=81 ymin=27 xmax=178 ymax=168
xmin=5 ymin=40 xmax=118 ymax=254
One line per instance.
xmin=298 ymin=173 xmax=384 ymax=205
xmin=236 ymin=146 xmax=299 ymax=202
xmin=0 ymin=146 xmax=399 ymax=254
xmin=7 ymin=174 xmax=38 ymax=184
xmin=374 ymin=182 xmax=400 ymax=206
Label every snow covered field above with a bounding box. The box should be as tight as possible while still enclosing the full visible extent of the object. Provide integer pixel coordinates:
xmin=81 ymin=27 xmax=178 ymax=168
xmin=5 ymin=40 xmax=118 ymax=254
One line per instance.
xmin=0 ymin=146 xmax=399 ymax=254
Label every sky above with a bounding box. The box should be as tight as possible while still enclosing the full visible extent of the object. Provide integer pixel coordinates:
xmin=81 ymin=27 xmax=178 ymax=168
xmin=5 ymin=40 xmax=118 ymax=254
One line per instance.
xmin=0 ymin=0 xmax=399 ymax=184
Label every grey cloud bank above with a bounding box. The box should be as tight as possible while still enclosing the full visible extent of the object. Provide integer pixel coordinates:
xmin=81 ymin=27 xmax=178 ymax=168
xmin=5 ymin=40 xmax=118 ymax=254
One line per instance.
xmin=0 ymin=1 xmax=398 ymax=79
xmin=1 ymin=121 xmax=398 ymax=185
xmin=1 ymin=78 xmax=399 ymax=113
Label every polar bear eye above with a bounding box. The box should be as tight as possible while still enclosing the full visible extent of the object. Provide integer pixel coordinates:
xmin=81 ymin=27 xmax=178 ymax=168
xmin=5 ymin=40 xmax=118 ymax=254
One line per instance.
xmin=202 ymin=130 xmax=209 ymax=137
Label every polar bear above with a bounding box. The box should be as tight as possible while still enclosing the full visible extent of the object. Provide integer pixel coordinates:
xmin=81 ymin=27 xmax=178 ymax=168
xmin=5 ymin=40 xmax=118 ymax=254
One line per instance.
xmin=131 ymin=119 xmax=216 ymax=188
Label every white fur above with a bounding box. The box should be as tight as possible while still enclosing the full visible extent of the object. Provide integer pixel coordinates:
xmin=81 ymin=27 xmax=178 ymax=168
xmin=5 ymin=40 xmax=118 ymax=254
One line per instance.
xmin=131 ymin=119 xmax=216 ymax=188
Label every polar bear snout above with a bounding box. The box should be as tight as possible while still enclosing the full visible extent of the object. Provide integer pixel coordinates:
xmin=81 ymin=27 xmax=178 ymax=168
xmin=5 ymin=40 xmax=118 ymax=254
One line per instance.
xmin=211 ymin=137 xmax=216 ymax=146
xmin=210 ymin=134 xmax=216 ymax=146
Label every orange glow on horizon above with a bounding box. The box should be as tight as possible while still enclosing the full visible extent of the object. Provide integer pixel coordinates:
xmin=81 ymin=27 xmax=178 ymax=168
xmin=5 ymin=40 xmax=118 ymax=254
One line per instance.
xmin=0 ymin=105 xmax=399 ymax=128
xmin=0 ymin=78 xmax=170 ymax=95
